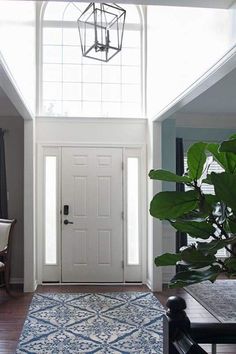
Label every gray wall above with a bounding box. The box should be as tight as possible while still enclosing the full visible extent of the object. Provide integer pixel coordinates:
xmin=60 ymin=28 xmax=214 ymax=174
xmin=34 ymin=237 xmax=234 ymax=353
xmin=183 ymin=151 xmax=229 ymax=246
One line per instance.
xmin=176 ymin=127 xmax=236 ymax=151
xmin=0 ymin=116 xmax=24 ymax=281
xmin=160 ymin=120 xmax=236 ymax=283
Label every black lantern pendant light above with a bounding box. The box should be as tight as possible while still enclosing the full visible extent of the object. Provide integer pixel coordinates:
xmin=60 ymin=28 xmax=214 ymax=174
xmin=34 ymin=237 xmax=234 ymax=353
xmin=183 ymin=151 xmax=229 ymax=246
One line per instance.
xmin=77 ymin=3 xmax=126 ymax=62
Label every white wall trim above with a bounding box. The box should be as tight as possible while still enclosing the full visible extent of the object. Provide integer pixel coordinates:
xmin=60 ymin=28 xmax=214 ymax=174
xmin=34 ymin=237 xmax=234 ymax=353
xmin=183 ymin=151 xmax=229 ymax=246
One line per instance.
xmin=0 ymin=52 xmax=34 ymax=121
xmin=153 ymin=43 xmax=236 ymax=122
xmin=24 ymin=120 xmax=36 ymax=292
xmin=36 ymin=116 xmax=147 ymax=124
xmin=146 ymin=278 xmax=152 ymax=290
xmin=37 ymin=142 xmax=146 ymax=148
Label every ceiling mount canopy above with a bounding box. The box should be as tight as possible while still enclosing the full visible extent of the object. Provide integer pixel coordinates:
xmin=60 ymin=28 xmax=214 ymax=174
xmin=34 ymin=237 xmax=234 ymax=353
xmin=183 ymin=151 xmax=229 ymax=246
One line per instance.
xmin=77 ymin=3 xmax=126 ymax=62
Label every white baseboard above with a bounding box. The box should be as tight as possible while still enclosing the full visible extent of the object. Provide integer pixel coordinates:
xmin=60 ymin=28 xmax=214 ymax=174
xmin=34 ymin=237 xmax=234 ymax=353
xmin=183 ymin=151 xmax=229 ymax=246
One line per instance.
xmin=146 ymin=278 xmax=152 ymax=290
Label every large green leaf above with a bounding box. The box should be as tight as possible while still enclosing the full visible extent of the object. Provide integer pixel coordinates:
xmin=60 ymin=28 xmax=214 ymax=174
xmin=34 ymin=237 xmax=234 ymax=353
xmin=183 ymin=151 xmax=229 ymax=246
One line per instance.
xmin=169 ymin=265 xmax=222 ymax=288
xmin=228 ymin=219 xmax=236 ymax=233
xmin=149 ymin=169 xmax=191 ymax=183
xmin=172 ymin=220 xmax=214 ymax=239
xmin=155 ymin=253 xmax=181 ymax=267
xmin=207 ymin=143 xmax=236 ymax=174
xmin=196 ymin=236 xmax=236 ymax=255
xmin=181 ymin=247 xmax=216 ymax=267
xmin=207 ymin=143 xmax=227 ymax=170
xmin=224 ymin=257 xmax=236 ymax=272
xmin=150 ymin=190 xmax=199 ymax=220
xmin=219 ymin=139 xmax=236 ymax=154
xmin=187 ymin=142 xmax=207 ymax=181
xmin=204 ymin=194 xmax=218 ymax=206
xmin=211 ymin=172 xmax=236 ymax=211
xmin=202 ymin=194 xmax=219 ymax=215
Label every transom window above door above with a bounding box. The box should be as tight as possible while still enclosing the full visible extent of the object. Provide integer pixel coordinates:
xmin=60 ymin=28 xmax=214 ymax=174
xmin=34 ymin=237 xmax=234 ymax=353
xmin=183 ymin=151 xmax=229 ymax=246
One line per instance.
xmin=40 ymin=2 xmax=144 ymax=118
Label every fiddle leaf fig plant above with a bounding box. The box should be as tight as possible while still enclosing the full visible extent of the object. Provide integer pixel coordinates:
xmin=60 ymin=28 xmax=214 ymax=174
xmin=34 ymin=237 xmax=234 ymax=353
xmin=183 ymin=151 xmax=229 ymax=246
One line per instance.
xmin=149 ymin=135 xmax=236 ymax=288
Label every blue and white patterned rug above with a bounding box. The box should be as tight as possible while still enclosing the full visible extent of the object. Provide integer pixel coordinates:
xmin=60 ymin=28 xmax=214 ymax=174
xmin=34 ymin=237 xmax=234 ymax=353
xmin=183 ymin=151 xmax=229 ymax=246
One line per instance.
xmin=16 ymin=292 xmax=164 ymax=353
xmin=186 ymin=280 xmax=236 ymax=323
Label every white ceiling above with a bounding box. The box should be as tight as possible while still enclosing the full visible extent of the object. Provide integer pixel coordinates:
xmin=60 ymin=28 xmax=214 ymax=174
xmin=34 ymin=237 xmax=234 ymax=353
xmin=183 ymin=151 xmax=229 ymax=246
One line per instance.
xmin=180 ymin=67 xmax=236 ymax=115
xmin=0 ymin=86 xmax=19 ymax=116
xmin=36 ymin=0 xmax=235 ymax=8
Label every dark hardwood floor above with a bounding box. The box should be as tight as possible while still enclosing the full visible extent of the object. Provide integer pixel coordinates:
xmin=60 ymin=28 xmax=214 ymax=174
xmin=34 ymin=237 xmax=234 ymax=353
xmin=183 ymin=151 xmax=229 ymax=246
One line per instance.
xmin=0 ymin=284 xmax=235 ymax=353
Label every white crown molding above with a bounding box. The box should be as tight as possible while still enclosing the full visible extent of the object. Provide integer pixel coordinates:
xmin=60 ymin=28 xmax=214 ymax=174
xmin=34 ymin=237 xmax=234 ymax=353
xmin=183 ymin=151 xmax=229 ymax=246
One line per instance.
xmin=0 ymin=52 xmax=34 ymax=121
xmin=152 ymin=43 xmax=236 ymax=123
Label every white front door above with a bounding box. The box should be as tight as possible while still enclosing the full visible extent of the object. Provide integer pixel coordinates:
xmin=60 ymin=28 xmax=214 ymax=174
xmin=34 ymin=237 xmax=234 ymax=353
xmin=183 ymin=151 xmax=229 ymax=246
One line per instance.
xmin=61 ymin=147 xmax=123 ymax=282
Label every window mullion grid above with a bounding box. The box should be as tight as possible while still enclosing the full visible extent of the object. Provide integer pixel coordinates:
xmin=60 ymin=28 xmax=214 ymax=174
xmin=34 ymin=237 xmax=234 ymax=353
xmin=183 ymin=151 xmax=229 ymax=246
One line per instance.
xmin=42 ymin=5 xmax=143 ymax=117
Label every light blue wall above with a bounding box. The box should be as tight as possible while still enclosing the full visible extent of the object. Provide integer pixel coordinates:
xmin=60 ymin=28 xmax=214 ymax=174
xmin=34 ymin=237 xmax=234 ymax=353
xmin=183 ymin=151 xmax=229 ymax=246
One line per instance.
xmin=162 ymin=119 xmax=176 ymax=191
xmin=176 ymin=127 xmax=236 ymax=152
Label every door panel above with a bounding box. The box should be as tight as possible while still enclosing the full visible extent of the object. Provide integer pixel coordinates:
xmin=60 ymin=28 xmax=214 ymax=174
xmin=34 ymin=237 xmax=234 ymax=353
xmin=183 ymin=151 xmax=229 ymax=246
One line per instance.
xmin=61 ymin=147 xmax=123 ymax=282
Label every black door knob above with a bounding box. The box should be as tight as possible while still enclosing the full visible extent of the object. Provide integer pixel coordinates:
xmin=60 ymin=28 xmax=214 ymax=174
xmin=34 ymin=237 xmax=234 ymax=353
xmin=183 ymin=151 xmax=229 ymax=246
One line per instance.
xmin=64 ymin=219 xmax=74 ymax=225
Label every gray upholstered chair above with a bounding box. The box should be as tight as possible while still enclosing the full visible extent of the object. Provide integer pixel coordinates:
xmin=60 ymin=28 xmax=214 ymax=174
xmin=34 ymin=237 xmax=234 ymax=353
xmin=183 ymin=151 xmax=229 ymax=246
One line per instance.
xmin=0 ymin=219 xmax=16 ymax=294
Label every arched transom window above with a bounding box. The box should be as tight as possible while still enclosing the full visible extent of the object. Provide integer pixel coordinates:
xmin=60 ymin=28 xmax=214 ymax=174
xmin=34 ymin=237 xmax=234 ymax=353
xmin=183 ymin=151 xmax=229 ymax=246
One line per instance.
xmin=40 ymin=2 xmax=143 ymax=117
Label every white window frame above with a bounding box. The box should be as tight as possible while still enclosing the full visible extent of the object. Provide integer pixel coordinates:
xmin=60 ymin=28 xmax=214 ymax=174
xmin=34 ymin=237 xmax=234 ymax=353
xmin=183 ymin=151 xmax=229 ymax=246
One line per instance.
xmin=38 ymin=146 xmax=61 ymax=282
xmin=123 ymin=148 xmax=145 ymax=282
xmin=184 ymin=152 xmax=227 ymax=258
xmin=37 ymin=2 xmax=146 ymax=118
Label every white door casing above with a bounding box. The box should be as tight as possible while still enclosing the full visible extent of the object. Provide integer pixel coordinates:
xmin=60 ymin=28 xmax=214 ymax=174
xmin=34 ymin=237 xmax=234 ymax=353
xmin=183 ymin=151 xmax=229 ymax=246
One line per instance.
xmin=61 ymin=147 xmax=123 ymax=282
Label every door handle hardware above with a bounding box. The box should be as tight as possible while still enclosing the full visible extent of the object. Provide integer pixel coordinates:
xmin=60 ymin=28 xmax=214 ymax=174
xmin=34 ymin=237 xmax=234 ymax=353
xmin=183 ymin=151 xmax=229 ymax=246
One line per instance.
xmin=64 ymin=219 xmax=74 ymax=225
xmin=63 ymin=205 xmax=69 ymax=215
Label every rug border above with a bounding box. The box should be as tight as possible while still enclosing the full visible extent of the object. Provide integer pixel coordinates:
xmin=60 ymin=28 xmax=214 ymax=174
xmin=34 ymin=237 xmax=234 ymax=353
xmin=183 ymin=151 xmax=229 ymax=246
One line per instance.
xmin=185 ymin=281 xmax=236 ymax=323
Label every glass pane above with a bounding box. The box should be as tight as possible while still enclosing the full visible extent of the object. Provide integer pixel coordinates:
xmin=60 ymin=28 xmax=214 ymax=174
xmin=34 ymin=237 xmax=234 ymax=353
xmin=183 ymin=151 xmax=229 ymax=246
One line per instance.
xmin=123 ymin=30 xmax=140 ymax=48
xmin=83 ymin=101 xmax=102 ymax=116
xmin=122 ymin=66 xmax=140 ymax=84
xmin=44 ymin=2 xmax=67 ymax=20
xmin=63 ymin=3 xmax=81 ymax=21
xmin=102 ymin=102 xmax=121 ymax=117
xmin=102 ymin=65 xmax=121 ymax=83
xmin=83 ymin=83 xmax=101 ymax=101
xmin=122 ymin=84 xmax=140 ymax=102
xmin=83 ymin=65 xmax=101 ymax=82
xmin=63 ymin=100 xmax=82 ymax=116
xmin=63 ymin=28 xmax=80 ymax=46
xmin=43 ymin=64 xmax=62 ymax=82
xmin=102 ymin=84 xmax=121 ymax=102
xmin=43 ymin=82 xmax=62 ymax=100
xmin=43 ymin=45 xmax=62 ymax=64
xmin=43 ymin=100 xmax=62 ymax=116
xmin=121 ymin=48 xmax=140 ymax=66
xmin=43 ymin=28 xmax=62 ymax=45
xmin=63 ymin=46 xmax=82 ymax=64
xmin=63 ymin=64 xmax=82 ymax=82
xmin=121 ymin=102 xmax=141 ymax=117
xmin=45 ymin=156 xmax=57 ymax=265
xmin=63 ymin=82 xmax=81 ymax=100
xmin=125 ymin=4 xmax=141 ymax=24
xmin=127 ymin=157 xmax=139 ymax=265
